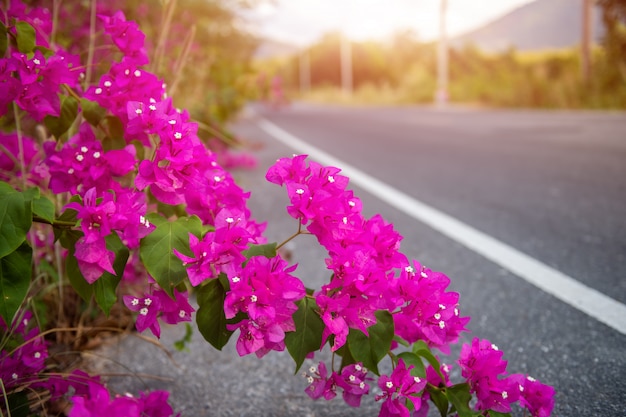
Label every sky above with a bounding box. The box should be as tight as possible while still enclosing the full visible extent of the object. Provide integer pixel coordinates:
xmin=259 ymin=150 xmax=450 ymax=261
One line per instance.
xmin=245 ymin=0 xmax=535 ymax=46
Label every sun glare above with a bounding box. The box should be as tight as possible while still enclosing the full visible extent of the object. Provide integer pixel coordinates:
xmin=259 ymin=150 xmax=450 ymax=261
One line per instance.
xmin=251 ymin=0 xmax=534 ymax=45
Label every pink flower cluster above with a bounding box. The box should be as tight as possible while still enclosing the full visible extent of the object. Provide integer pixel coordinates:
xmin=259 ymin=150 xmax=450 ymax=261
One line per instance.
xmin=64 ymin=186 xmax=153 ymax=283
xmin=174 ymin=208 xmax=259 ymax=286
xmin=266 ymin=155 xmax=469 ymax=352
xmin=375 ymin=359 xmax=427 ymax=417
xmin=123 ymin=289 xmax=195 ymax=338
xmin=0 ymin=312 xmax=49 ymax=392
xmin=1 ymin=4 xmax=80 ymax=120
xmin=0 ymin=312 xmax=171 ymax=414
xmin=225 ymin=255 xmax=305 ymax=357
xmin=69 ymin=381 xmax=178 ymax=417
xmin=305 ymin=361 xmax=371 ymax=407
xmin=458 ymin=338 xmax=555 ymax=417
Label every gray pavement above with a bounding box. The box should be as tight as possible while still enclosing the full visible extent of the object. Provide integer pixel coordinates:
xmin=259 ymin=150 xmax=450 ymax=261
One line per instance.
xmin=91 ymin=104 xmax=626 ymax=416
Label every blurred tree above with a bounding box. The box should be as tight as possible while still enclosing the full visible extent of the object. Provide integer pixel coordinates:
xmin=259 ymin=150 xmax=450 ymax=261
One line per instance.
xmin=596 ymin=0 xmax=626 ymax=87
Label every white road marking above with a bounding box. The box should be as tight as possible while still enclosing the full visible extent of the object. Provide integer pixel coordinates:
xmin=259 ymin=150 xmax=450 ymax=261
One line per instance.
xmin=258 ymin=117 xmax=626 ymax=335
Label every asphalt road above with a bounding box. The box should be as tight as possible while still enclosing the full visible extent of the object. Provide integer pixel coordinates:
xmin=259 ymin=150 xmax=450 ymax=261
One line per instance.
xmin=95 ymin=103 xmax=626 ymax=417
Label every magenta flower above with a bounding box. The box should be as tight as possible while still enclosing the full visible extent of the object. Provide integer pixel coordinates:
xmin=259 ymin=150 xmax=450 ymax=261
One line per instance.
xmin=375 ymin=359 xmax=426 ymax=417
xmin=393 ymin=261 xmax=469 ymax=353
xmin=336 ymin=363 xmax=371 ymax=407
xmin=45 ymin=125 xmax=136 ymax=196
xmin=225 ymin=255 xmax=305 ymax=358
xmin=304 ymin=361 xmax=340 ymax=401
xmin=154 ymin=289 xmax=195 ymax=325
xmin=516 ymin=374 xmax=556 ymax=417
xmin=99 ymin=11 xmax=149 ymax=65
xmin=69 ymin=381 xmax=177 ymax=417
xmin=123 ymin=293 xmax=162 ymax=338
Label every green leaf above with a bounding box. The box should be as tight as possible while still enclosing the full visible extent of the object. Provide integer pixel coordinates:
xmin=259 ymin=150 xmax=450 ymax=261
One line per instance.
xmin=6 ymin=391 xmax=31 ymax=417
xmin=427 ymin=385 xmax=450 ymax=417
xmin=22 ymin=187 xmax=55 ymax=224
xmin=93 ymin=233 xmax=129 ymax=315
xmin=80 ymin=98 xmax=108 ymax=126
xmin=44 ymin=95 xmax=79 ymax=139
xmin=347 ymin=310 xmax=394 ymax=375
xmin=0 ymin=241 xmax=32 ymax=325
xmin=101 ymin=116 xmax=126 ymax=151
xmin=445 ymin=383 xmax=476 ymax=417
xmin=285 ymin=296 xmax=325 ymax=373
xmin=487 ymin=412 xmax=512 ymax=417
xmin=196 ymin=278 xmax=234 ymax=350
xmin=0 ymin=21 xmax=7 ymax=57
xmin=15 ymin=21 xmax=36 ymax=53
xmin=32 ymin=194 xmax=55 ymax=224
xmin=335 ymin=342 xmax=357 ymax=368
xmin=397 ymin=351 xmax=426 ymax=378
xmin=140 ymin=215 xmax=202 ymax=296
xmin=413 ymin=340 xmax=445 ymax=382
xmin=66 ymin=245 xmax=93 ymax=302
xmin=242 ymin=242 xmax=277 ymax=260
xmin=0 ymin=183 xmax=32 ymax=258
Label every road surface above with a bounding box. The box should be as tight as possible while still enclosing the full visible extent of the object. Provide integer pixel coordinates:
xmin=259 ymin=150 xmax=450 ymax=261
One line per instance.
xmin=96 ymin=102 xmax=626 ymax=417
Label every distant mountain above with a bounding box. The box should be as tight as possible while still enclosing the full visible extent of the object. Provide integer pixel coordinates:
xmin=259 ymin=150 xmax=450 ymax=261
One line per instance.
xmin=451 ymin=0 xmax=606 ymax=52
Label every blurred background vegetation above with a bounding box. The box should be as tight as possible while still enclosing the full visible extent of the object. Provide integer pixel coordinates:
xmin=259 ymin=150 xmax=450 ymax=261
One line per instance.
xmin=255 ymin=1 xmax=626 ymax=109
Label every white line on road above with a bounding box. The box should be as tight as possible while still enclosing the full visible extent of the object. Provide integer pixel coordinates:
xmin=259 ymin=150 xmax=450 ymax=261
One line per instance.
xmin=258 ymin=117 xmax=626 ymax=336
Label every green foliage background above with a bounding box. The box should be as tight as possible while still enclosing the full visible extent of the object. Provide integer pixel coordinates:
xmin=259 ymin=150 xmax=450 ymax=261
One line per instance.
xmin=262 ymin=24 xmax=626 ymax=109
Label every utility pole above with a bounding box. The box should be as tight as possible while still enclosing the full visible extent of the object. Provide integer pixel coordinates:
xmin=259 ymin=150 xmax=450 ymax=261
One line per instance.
xmin=299 ymin=48 xmax=311 ymax=94
xmin=581 ymin=0 xmax=593 ymax=83
xmin=436 ymin=0 xmax=449 ymax=107
xmin=340 ymin=33 xmax=353 ymax=96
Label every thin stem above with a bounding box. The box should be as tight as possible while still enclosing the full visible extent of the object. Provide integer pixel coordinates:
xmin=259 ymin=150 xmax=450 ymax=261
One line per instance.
xmin=51 ymin=0 xmax=62 ymax=46
xmin=32 ymin=215 xmax=75 ymax=228
xmin=0 ymin=378 xmax=10 ymax=417
xmin=276 ymin=220 xmax=310 ymax=251
xmin=0 ymin=142 xmax=20 ymax=168
xmin=168 ymin=24 xmax=196 ymax=97
xmin=12 ymin=104 xmax=27 ymax=190
xmin=83 ymin=0 xmax=97 ymax=89
xmin=152 ymin=0 xmax=177 ymax=75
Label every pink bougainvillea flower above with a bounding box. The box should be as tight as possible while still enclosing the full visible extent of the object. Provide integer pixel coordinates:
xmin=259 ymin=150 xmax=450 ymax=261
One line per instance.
xmin=123 ymin=293 xmax=162 ymax=338
xmin=99 ymin=10 xmax=149 ymax=65
xmin=336 ymin=363 xmax=371 ymax=407
xmin=154 ymin=289 xmax=195 ymax=325
xmin=515 ymin=374 xmax=556 ymax=417
xmin=304 ymin=361 xmax=340 ymax=401
xmin=375 ymin=359 xmax=426 ymax=417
